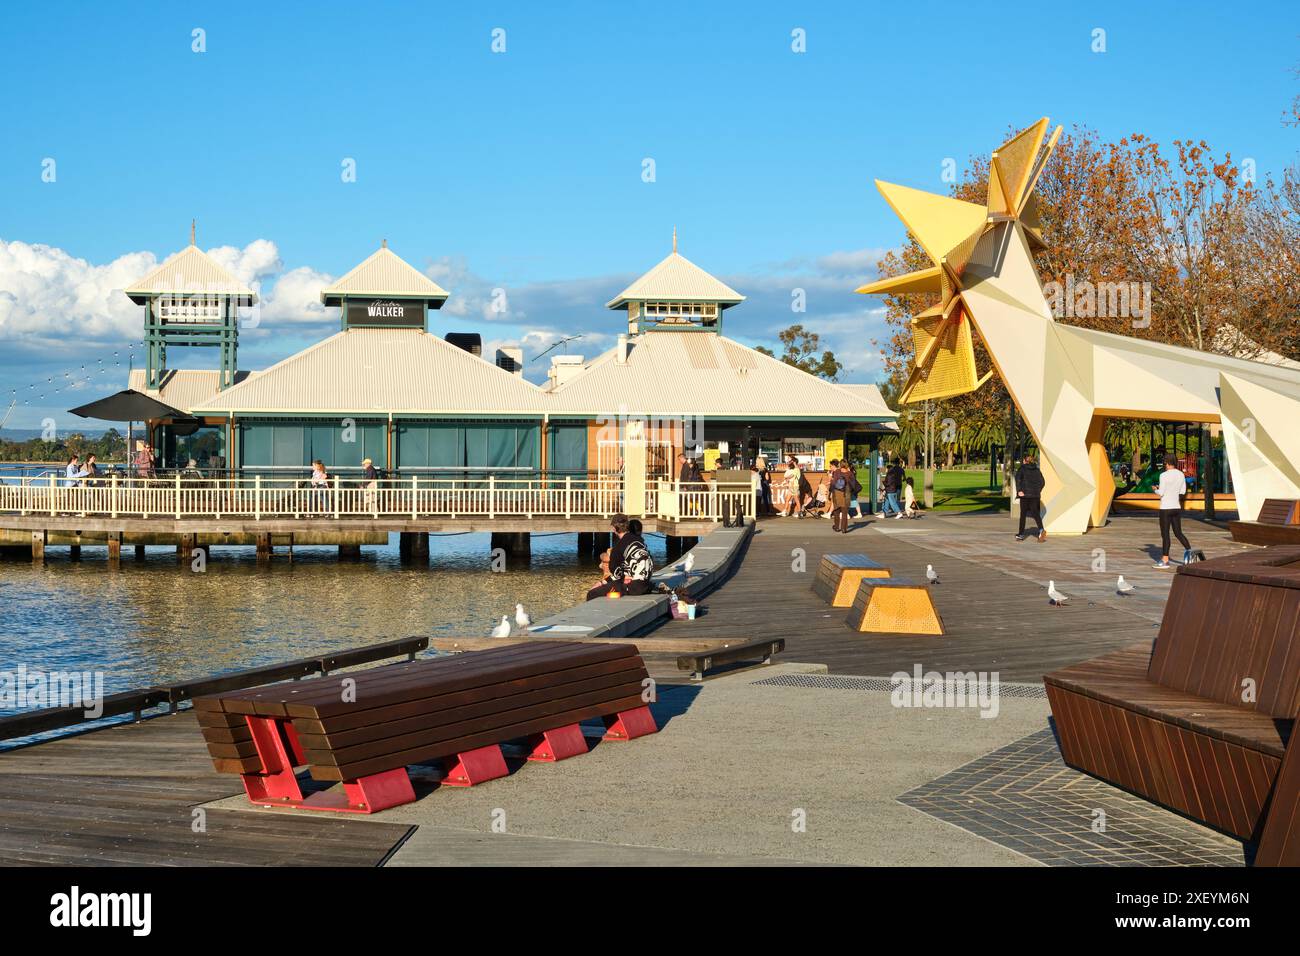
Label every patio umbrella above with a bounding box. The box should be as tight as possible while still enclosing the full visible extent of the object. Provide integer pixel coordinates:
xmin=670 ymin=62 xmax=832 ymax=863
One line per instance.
xmin=68 ymin=389 xmax=187 ymax=422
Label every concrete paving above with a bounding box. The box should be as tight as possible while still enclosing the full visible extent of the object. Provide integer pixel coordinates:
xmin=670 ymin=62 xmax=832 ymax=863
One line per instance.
xmin=209 ymin=663 xmax=1052 ymax=866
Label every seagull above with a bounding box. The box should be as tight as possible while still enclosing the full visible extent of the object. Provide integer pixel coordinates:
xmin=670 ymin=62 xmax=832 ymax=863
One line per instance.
xmin=490 ymin=615 xmax=511 ymax=638
xmin=1116 ymin=575 xmax=1136 ymax=596
xmin=515 ymin=603 xmax=531 ymax=631
xmin=926 ymin=564 xmax=939 ymax=585
xmin=681 ymin=552 xmax=695 ymax=574
xmin=1048 ymin=581 xmax=1069 ymax=606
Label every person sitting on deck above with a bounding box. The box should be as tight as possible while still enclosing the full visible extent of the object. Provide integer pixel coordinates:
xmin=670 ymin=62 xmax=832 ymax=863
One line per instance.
xmin=181 ymin=458 xmax=203 ymax=479
xmin=586 ymin=514 xmax=655 ymax=600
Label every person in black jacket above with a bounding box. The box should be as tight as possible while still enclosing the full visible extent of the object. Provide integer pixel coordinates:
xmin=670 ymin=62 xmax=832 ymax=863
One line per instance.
xmin=881 ymin=460 xmax=904 ymax=517
xmin=1014 ymin=453 xmax=1047 ymax=541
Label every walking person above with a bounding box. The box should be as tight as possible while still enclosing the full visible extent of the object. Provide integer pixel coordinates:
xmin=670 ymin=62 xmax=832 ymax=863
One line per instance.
xmin=881 ymin=459 xmax=904 ymax=517
xmin=1014 ymin=451 xmax=1047 ymax=541
xmin=362 ymin=457 xmax=380 ymax=517
xmin=839 ymin=460 xmax=862 ymax=532
xmin=827 ymin=462 xmax=850 ymax=532
xmin=1153 ymin=453 xmax=1194 ymax=568
xmin=781 ymin=461 xmax=806 ymax=517
xmin=901 ymin=476 xmax=921 ymax=518
xmin=755 ymin=455 xmax=773 ymax=515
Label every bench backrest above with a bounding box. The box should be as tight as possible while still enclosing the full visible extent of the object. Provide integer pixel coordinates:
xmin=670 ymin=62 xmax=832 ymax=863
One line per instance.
xmin=1258 ymin=499 xmax=1300 ymax=526
xmin=1149 ymin=547 xmax=1300 ymax=718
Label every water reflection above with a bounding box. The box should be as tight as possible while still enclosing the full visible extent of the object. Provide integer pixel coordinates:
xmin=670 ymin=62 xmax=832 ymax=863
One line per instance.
xmin=0 ymin=532 xmax=664 ymax=700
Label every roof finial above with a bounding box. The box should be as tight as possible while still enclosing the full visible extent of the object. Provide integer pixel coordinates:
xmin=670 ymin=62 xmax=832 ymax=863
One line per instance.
xmin=190 ymin=219 xmax=196 ymax=246
xmin=672 ymin=226 xmax=677 ymax=254
xmin=382 ymin=238 xmax=387 ymax=249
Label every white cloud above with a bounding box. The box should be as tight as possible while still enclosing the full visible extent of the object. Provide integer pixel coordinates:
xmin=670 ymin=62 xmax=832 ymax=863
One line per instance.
xmin=0 ymin=239 xmax=151 ymax=345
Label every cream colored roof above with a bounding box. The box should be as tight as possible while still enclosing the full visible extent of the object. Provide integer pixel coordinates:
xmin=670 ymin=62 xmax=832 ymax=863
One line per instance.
xmin=606 ymin=252 xmax=745 ymax=309
xmin=191 ymin=329 xmax=551 ymax=415
xmin=835 ymin=384 xmax=899 ymax=422
xmin=124 ymin=244 xmax=256 ymax=302
xmin=320 ymin=246 xmax=449 ymax=303
xmin=127 ymin=368 xmax=258 ymax=414
xmin=546 ymin=332 xmax=898 ymax=421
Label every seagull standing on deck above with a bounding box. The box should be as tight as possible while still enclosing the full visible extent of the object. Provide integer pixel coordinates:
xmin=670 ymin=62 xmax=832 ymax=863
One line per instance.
xmin=490 ymin=615 xmax=511 ymax=638
xmin=515 ymin=603 xmax=531 ymax=632
xmin=682 ymin=552 xmax=695 ymax=574
xmin=1116 ymin=576 xmax=1136 ymax=596
xmin=1048 ymin=581 xmax=1069 ymax=606
xmin=926 ymin=564 xmax=939 ymax=585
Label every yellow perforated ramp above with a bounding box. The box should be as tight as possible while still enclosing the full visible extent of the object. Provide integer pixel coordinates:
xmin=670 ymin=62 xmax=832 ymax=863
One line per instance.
xmin=812 ymin=553 xmax=892 ymax=607
xmin=845 ymin=578 xmax=945 ymax=636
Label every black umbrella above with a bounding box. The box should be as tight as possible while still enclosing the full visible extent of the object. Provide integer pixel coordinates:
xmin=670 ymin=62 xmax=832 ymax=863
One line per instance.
xmin=68 ymin=389 xmax=187 ymax=422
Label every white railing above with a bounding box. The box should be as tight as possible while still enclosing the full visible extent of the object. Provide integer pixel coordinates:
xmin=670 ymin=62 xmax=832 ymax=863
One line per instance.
xmin=0 ymin=474 xmax=755 ymax=523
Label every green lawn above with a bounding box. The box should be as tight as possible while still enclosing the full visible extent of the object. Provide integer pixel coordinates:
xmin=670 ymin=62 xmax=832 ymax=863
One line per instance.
xmin=857 ymin=466 xmax=1010 ymax=513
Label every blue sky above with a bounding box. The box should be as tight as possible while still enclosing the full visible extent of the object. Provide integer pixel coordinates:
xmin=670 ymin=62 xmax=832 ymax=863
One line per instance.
xmin=2 ymin=1 xmax=1297 ymax=429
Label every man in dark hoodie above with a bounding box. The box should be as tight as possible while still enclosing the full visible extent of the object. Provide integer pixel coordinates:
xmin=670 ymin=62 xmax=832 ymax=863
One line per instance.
xmin=1014 ymin=452 xmax=1047 ymax=542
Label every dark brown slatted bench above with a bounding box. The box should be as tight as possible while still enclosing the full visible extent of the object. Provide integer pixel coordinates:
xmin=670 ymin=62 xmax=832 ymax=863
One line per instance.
xmin=676 ymin=638 xmax=785 ymax=681
xmin=194 ymin=642 xmax=657 ymax=814
xmin=812 ymin=553 xmax=891 ymax=607
xmin=1228 ymin=498 xmax=1300 ymax=545
xmin=1045 ymin=546 xmax=1300 ymax=865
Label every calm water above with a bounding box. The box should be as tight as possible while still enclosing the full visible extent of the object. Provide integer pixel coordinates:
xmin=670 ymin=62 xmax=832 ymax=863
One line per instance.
xmin=0 ymin=532 xmax=664 ymax=720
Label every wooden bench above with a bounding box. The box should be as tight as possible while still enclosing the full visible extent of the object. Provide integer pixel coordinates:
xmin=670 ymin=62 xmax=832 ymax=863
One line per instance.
xmin=1228 ymin=497 xmax=1300 ymax=546
xmin=812 ymin=553 xmax=891 ymax=607
xmin=1045 ymin=546 xmax=1300 ymax=865
xmin=676 ymin=638 xmax=785 ymax=681
xmin=845 ymin=578 xmax=944 ymax=635
xmin=194 ymin=642 xmax=657 ymax=814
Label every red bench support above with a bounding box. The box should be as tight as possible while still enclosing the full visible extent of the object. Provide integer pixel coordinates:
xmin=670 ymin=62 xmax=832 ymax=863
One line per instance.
xmin=440 ymin=744 xmax=510 ymax=787
xmin=602 ymin=705 xmax=658 ymax=741
xmin=240 ymin=714 xmax=416 ymax=814
xmin=526 ymin=723 xmax=589 ymax=762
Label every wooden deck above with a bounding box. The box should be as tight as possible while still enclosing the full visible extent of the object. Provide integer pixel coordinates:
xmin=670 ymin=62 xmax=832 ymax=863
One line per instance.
xmin=0 ymin=507 xmax=1256 ymax=867
xmin=0 ymin=714 xmax=412 ymax=866
xmin=653 ymin=511 xmax=1247 ymax=681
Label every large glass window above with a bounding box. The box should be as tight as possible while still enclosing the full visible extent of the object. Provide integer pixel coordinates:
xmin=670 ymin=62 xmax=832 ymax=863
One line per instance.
xmin=239 ymin=419 xmax=384 ymax=473
xmin=395 ymin=421 xmax=540 ymax=477
xmin=163 ymin=425 xmax=227 ymax=471
xmin=546 ymin=422 xmax=588 ymax=477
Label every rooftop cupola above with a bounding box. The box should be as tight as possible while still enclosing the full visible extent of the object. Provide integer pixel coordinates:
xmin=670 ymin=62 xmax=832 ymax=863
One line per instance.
xmin=123 ymin=221 xmax=257 ymax=390
xmin=606 ymin=229 xmax=745 ymax=334
xmin=321 ymin=241 xmax=450 ymax=330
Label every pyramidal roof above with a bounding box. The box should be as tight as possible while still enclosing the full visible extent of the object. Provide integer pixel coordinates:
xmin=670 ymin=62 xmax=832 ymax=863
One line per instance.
xmin=321 ymin=245 xmax=449 ymax=305
xmin=606 ymin=251 xmax=745 ymax=309
xmin=124 ymin=244 xmax=256 ymax=303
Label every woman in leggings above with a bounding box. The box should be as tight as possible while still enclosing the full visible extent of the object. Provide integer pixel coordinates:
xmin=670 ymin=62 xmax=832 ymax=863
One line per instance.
xmin=1153 ymin=454 xmax=1192 ymax=569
